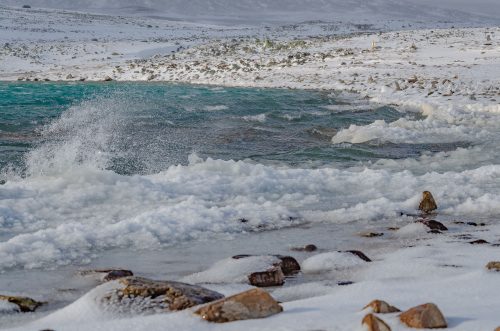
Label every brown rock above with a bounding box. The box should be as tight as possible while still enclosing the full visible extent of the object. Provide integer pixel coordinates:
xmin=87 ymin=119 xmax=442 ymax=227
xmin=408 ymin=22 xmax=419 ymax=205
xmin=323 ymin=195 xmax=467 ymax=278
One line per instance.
xmin=101 ymin=277 xmax=224 ymax=312
xmin=344 ymin=250 xmax=372 ymax=262
xmin=399 ymin=303 xmax=447 ymax=329
xmin=364 ymin=300 xmax=401 ymax=313
xmin=362 ymin=313 xmax=392 ymax=331
xmin=195 ymin=288 xmax=282 ymax=323
xmin=486 ymin=261 xmax=500 ymax=271
xmin=248 ymin=267 xmax=284 ymax=287
xmin=275 ymin=255 xmax=301 ymax=275
xmin=0 ymin=295 xmax=44 ymax=312
xmin=418 ymin=219 xmax=448 ymax=231
xmin=419 ymin=191 xmax=437 ymax=213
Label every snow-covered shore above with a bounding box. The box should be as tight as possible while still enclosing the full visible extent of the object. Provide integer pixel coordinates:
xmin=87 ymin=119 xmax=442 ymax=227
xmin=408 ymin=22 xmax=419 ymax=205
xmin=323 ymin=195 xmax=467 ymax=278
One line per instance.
xmin=2 ymin=2 xmax=500 ymax=331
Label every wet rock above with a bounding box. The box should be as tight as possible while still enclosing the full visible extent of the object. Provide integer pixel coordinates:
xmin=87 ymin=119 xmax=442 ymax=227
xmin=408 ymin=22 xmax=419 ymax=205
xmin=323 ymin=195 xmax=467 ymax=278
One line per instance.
xmin=418 ymin=219 xmax=447 ymax=231
xmin=419 ymin=191 xmax=437 ymax=213
xmin=486 ymin=261 xmax=500 ymax=271
xmin=469 ymin=239 xmax=489 ymax=245
xmin=362 ymin=313 xmax=392 ymax=331
xmin=248 ymin=267 xmax=284 ymax=287
xmin=79 ymin=268 xmax=133 ymax=282
xmin=359 ymin=232 xmax=384 ymax=238
xmin=337 ymin=281 xmax=354 ymax=286
xmin=428 ymin=229 xmax=442 ymax=234
xmin=291 ymin=244 xmax=317 ymax=252
xmin=0 ymin=295 xmax=43 ymax=312
xmin=275 ymin=255 xmax=301 ymax=275
xmin=195 ymin=288 xmax=282 ymax=323
xmin=387 ymin=227 xmax=400 ymax=231
xmin=399 ymin=303 xmax=447 ymax=329
xmin=101 ymin=277 xmax=224 ymax=312
xmin=344 ymin=250 xmax=372 ymax=262
xmin=364 ymin=300 xmax=401 ymax=313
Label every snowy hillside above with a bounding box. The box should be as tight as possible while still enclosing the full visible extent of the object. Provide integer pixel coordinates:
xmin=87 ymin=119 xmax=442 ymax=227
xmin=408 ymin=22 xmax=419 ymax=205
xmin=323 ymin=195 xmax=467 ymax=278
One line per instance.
xmin=1 ymin=0 xmax=500 ymax=24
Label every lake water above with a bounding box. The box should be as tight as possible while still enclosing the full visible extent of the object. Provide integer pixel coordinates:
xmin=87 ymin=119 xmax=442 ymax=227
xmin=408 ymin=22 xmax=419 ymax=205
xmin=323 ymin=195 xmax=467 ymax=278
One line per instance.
xmin=1 ymin=82 xmax=499 ymax=327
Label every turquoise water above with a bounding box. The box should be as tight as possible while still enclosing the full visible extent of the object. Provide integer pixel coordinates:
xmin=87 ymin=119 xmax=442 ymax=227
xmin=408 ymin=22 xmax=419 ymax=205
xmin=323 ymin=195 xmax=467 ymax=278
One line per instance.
xmin=0 ymin=82 xmax=414 ymax=177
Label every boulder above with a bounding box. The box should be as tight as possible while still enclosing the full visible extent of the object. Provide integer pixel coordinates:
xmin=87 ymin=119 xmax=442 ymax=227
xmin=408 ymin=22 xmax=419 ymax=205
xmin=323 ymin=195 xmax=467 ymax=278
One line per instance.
xmin=0 ymin=295 xmax=43 ymax=312
xmin=364 ymin=300 xmax=401 ymax=313
xmin=362 ymin=313 xmax=391 ymax=331
xmin=344 ymin=250 xmax=372 ymax=262
xmin=418 ymin=219 xmax=447 ymax=231
xmin=399 ymin=303 xmax=447 ymax=329
xmin=100 ymin=277 xmax=224 ymax=312
xmin=486 ymin=261 xmax=500 ymax=271
xmin=248 ymin=267 xmax=284 ymax=287
xmin=419 ymin=191 xmax=437 ymax=213
xmin=195 ymin=288 xmax=282 ymax=323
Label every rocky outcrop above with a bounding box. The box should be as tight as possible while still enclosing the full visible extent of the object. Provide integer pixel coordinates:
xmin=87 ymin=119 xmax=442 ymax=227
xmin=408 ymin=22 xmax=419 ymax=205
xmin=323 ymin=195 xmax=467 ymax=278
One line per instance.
xmin=486 ymin=261 xmax=500 ymax=271
xmin=419 ymin=191 xmax=437 ymax=213
xmin=195 ymin=288 xmax=282 ymax=323
xmin=399 ymin=303 xmax=447 ymax=329
xmin=364 ymin=300 xmax=401 ymax=313
xmin=100 ymin=277 xmax=224 ymax=313
xmin=362 ymin=313 xmax=392 ymax=331
xmin=0 ymin=295 xmax=44 ymax=312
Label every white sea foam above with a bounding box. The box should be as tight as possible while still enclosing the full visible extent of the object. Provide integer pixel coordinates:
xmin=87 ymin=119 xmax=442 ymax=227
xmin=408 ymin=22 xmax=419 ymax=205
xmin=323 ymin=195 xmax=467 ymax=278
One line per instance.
xmin=242 ymin=113 xmax=267 ymax=122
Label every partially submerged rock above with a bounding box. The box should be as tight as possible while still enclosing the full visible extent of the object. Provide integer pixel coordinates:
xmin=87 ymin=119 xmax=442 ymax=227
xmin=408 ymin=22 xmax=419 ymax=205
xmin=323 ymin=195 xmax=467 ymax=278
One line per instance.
xmin=469 ymin=239 xmax=489 ymax=245
xmin=486 ymin=261 xmax=500 ymax=271
xmin=0 ymin=295 xmax=44 ymax=312
xmin=232 ymin=254 xmax=300 ymax=276
xmin=195 ymin=288 xmax=282 ymax=323
xmin=79 ymin=268 xmax=133 ymax=282
xmin=419 ymin=191 xmax=437 ymax=213
xmin=291 ymin=244 xmax=317 ymax=252
xmin=344 ymin=250 xmax=372 ymax=262
xmin=362 ymin=313 xmax=392 ymax=331
xmin=248 ymin=267 xmax=284 ymax=287
xmin=399 ymin=303 xmax=447 ymax=329
xmin=359 ymin=232 xmax=384 ymax=238
xmin=364 ymin=300 xmax=401 ymax=313
xmin=418 ymin=219 xmax=448 ymax=231
xmin=101 ymin=277 xmax=224 ymax=313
